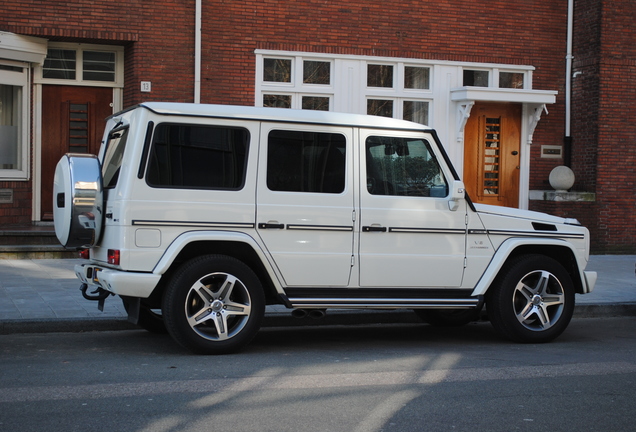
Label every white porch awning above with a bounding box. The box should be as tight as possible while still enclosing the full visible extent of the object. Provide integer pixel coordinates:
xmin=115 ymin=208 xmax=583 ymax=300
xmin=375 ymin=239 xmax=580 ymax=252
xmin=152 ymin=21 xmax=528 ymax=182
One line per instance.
xmin=450 ymin=87 xmax=557 ymax=104
xmin=0 ymin=32 xmax=48 ymax=65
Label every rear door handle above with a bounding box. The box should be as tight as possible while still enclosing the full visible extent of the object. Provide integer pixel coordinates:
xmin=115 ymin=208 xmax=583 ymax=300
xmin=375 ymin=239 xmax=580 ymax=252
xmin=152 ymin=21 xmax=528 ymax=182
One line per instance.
xmin=258 ymin=222 xmax=285 ymax=229
xmin=362 ymin=226 xmax=387 ymax=232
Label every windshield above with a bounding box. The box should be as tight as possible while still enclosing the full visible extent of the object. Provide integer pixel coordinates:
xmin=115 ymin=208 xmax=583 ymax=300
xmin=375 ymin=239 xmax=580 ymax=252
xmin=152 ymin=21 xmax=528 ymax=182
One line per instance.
xmin=102 ymin=126 xmax=129 ymax=188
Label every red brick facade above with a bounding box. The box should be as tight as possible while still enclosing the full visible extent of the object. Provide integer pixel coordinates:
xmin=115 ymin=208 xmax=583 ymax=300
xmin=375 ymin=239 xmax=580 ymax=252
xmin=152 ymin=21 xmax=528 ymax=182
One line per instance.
xmin=1 ymin=0 xmax=634 ymax=252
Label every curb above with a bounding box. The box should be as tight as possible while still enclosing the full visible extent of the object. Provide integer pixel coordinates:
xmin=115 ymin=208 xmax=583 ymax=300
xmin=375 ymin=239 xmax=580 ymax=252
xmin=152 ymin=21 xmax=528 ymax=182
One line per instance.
xmin=1 ymin=304 xmax=634 ymax=335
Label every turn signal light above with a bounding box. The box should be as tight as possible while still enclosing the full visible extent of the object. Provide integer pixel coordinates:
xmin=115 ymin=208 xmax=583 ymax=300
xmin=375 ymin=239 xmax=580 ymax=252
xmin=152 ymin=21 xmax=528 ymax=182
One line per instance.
xmin=107 ymin=249 xmax=120 ymax=265
xmin=78 ymin=249 xmax=90 ymax=260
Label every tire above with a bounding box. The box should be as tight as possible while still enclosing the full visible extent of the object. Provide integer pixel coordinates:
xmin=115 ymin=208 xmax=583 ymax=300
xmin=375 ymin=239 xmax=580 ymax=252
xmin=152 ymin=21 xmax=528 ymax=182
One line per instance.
xmin=162 ymin=255 xmax=265 ymax=354
xmin=121 ymin=298 xmax=167 ymax=334
xmin=414 ymin=308 xmax=481 ymax=327
xmin=486 ymin=254 xmax=575 ymax=343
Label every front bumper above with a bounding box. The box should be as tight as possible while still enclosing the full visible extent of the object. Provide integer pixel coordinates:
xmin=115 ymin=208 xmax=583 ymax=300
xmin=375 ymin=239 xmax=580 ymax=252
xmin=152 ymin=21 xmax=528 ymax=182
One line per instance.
xmin=75 ymin=263 xmax=160 ymax=299
xmin=583 ymin=270 xmax=597 ymax=294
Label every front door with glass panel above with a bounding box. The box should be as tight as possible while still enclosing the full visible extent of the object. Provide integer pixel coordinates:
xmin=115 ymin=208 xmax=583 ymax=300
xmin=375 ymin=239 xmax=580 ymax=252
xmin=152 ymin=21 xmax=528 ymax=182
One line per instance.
xmin=358 ymin=132 xmax=467 ymax=288
xmin=41 ymin=85 xmax=112 ymax=220
xmin=463 ymin=102 xmax=521 ymax=208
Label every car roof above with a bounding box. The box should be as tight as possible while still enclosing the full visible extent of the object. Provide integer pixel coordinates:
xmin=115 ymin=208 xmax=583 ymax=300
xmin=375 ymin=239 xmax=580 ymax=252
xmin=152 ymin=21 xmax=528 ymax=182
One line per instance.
xmin=131 ymin=102 xmax=430 ymax=131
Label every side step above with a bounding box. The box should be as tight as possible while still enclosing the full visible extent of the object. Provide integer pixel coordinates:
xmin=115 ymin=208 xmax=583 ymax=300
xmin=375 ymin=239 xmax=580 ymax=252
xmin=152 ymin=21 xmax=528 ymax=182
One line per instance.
xmin=283 ymin=288 xmax=483 ymax=310
xmin=288 ymin=297 xmax=482 ymax=309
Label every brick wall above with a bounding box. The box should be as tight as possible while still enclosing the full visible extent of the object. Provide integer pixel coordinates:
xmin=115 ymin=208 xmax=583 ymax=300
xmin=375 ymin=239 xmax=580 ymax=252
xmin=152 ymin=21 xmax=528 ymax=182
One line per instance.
xmin=1 ymin=0 xmax=195 ymax=105
xmin=571 ymin=0 xmax=636 ymax=253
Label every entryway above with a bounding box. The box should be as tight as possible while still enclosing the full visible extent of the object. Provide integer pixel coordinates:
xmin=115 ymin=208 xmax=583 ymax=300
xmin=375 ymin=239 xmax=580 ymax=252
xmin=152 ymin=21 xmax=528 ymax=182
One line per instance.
xmin=40 ymin=85 xmax=112 ymax=220
xmin=463 ymin=102 xmax=521 ymax=208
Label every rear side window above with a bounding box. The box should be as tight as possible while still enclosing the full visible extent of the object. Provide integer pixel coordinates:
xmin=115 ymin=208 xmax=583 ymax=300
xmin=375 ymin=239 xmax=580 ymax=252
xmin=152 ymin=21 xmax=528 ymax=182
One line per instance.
xmin=267 ymin=130 xmax=346 ymax=193
xmin=102 ymin=126 xmax=129 ymax=189
xmin=146 ymin=123 xmax=249 ymax=189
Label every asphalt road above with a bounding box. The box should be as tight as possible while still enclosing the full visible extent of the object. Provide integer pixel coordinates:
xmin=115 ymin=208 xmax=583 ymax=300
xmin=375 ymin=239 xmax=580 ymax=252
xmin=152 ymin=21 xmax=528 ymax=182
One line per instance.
xmin=1 ymin=317 xmax=635 ymax=432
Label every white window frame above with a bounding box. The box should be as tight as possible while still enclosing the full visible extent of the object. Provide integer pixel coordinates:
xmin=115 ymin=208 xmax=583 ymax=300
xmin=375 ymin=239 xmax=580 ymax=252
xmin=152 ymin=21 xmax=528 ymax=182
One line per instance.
xmin=0 ymin=59 xmax=30 ymax=180
xmin=256 ymin=53 xmax=436 ymax=123
xmin=34 ymin=42 xmax=124 ymax=88
xmin=257 ymin=55 xmax=334 ymax=109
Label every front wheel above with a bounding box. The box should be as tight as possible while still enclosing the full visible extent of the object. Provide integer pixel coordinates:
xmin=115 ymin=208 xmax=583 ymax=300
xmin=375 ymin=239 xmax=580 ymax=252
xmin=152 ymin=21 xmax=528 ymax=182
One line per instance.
xmin=162 ymin=255 xmax=265 ymax=354
xmin=487 ymin=254 xmax=575 ymax=343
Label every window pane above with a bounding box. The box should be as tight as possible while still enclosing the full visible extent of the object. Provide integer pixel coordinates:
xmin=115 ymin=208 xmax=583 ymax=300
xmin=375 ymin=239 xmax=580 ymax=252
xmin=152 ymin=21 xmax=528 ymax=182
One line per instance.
xmin=0 ymin=85 xmax=21 ymax=169
xmin=303 ymin=61 xmax=330 ymax=85
xmin=267 ymin=130 xmax=346 ymax=193
xmin=367 ymin=99 xmax=393 ymax=118
xmin=83 ymin=51 xmax=116 ymax=82
xmin=102 ymin=127 xmax=129 ymax=188
xmin=463 ymin=70 xmax=489 ymax=87
xmin=367 ymin=64 xmax=393 ymax=88
xmin=263 ymin=58 xmax=292 ymax=82
xmin=263 ymin=94 xmax=291 ymax=108
xmin=499 ymin=72 xmax=524 ymax=89
xmin=404 ymin=67 xmax=430 ymax=89
xmin=147 ymin=124 xmax=250 ymax=190
xmin=302 ymin=96 xmax=330 ymax=111
xmin=43 ymin=49 xmax=76 ymax=80
xmin=365 ymin=136 xmax=447 ymax=197
xmin=403 ymin=101 xmax=429 ymax=124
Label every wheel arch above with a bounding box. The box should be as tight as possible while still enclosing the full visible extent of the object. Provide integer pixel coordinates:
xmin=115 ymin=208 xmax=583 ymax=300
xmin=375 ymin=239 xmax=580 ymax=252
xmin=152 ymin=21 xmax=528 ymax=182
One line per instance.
xmin=471 ymin=239 xmax=586 ymax=297
xmin=146 ymin=232 xmax=285 ymax=309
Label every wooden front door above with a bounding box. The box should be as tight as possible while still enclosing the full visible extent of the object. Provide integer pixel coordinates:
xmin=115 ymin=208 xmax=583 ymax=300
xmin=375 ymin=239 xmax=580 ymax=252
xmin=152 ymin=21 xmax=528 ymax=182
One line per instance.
xmin=41 ymin=85 xmax=112 ymax=220
xmin=463 ymin=102 xmax=521 ymax=208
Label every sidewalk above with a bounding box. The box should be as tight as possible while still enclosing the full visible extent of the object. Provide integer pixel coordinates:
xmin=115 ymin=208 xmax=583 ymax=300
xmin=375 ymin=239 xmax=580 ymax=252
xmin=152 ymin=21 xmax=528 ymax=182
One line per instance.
xmin=0 ymin=256 xmax=634 ymax=334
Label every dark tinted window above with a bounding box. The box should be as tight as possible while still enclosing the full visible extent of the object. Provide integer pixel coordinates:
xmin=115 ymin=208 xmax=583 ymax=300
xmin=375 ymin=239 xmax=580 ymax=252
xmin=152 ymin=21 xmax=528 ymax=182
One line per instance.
xmin=267 ymin=130 xmax=346 ymax=193
xmin=146 ymin=124 xmax=249 ymax=189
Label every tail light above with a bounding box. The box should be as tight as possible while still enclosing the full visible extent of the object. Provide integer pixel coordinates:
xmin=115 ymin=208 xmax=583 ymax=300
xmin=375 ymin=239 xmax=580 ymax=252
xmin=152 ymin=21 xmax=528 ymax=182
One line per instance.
xmin=78 ymin=249 xmax=90 ymax=259
xmin=107 ymin=249 xmax=120 ymax=265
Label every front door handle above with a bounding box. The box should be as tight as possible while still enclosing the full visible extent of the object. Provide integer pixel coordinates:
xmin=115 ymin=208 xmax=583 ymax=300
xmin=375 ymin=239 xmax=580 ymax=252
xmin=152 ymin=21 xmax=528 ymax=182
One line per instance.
xmin=258 ymin=222 xmax=285 ymax=229
xmin=362 ymin=226 xmax=387 ymax=232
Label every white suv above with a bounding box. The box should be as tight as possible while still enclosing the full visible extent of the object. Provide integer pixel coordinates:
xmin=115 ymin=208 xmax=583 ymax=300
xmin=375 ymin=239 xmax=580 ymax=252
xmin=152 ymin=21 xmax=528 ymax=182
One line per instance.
xmin=53 ymin=103 xmax=597 ymax=354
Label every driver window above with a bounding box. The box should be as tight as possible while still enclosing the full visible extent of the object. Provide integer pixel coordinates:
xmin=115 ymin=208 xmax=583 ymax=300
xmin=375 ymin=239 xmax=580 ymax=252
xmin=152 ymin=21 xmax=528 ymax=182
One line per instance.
xmin=365 ymin=136 xmax=448 ymax=197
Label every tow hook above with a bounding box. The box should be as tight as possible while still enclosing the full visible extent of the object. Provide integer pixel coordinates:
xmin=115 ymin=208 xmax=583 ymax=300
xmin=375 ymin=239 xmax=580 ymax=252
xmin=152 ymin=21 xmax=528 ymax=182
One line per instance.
xmin=80 ymin=283 xmax=112 ymax=311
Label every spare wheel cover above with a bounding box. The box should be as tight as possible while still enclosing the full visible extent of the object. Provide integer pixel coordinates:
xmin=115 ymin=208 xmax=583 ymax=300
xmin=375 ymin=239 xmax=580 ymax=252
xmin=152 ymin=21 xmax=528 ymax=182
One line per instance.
xmin=53 ymin=153 xmax=104 ymax=248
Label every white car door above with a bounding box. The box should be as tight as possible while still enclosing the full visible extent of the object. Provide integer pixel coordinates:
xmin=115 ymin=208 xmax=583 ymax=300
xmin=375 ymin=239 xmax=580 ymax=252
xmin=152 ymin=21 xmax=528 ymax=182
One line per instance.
xmin=358 ymin=131 xmax=467 ymax=288
xmin=256 ymin=124 xmax=355 ymax=287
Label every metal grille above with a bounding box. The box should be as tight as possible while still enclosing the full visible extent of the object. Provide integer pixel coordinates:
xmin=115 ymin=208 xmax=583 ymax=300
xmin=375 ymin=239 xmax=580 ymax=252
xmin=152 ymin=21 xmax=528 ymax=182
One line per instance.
xmin=482 ymin=117 xmax=500 ymax=196
xmin=69 ymin=103 xmax=89 ymax=153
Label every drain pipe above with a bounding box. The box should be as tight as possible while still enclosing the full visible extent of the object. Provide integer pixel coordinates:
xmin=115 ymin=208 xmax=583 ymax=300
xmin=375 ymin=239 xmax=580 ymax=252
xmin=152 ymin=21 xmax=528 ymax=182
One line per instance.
xmin=194 ymin=0 xmax=202 ymax=103
xmin=564 ymin=0 xmax=574 ymax=167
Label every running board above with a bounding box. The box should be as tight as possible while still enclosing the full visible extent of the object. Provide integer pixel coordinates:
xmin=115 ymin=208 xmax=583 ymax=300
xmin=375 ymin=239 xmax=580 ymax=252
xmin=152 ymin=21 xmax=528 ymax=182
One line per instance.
xmin=287 ymin=297 xmax=483 ymax=309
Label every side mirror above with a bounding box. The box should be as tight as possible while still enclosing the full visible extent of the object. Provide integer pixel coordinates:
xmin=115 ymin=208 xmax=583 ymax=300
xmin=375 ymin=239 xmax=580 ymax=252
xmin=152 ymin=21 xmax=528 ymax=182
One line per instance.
xmin=448 ymin=180 xmax=465 ymax=211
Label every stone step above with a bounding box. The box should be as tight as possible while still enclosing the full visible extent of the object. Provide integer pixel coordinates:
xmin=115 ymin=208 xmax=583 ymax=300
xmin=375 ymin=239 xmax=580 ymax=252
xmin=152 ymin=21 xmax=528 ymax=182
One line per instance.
xmin=0 ymin=228 xmax=60 ymax=246
xmin=0 ymin=244 xmax=78 ymax=259
xmin=0 ymin=227 xmax=77 ymax=259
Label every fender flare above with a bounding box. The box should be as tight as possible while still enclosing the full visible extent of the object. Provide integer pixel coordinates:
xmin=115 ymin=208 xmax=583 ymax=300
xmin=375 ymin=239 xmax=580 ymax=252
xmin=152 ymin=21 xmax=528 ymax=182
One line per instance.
xmin=152 ymin=230 xmax=286 ymax=295
xmin=470 ymin=237 xmax=591 ymax=297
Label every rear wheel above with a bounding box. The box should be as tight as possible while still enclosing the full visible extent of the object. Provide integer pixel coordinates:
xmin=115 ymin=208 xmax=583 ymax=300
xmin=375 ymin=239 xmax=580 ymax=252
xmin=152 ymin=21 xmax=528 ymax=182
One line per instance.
xmin=487 ymin=254 xmax=575 ymax=343
xmin=162 ymin=255 xmax=265 ymax=354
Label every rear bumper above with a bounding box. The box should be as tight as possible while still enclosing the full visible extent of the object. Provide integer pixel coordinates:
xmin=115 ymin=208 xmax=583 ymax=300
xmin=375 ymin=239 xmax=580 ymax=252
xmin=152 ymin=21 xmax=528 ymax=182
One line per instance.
xmin=75 ymin=264 xmax=160 ymax=298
